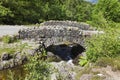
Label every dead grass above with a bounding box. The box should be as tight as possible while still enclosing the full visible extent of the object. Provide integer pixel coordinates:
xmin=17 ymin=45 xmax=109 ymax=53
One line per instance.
xmin=76 ymin=64 xmax=92 ymax=80
xmin=96 ymin=57 xmax=120 ymax=71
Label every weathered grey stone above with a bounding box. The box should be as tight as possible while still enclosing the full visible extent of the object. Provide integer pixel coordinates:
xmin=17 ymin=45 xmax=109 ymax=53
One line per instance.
xmin=9 ymin=59 xmax=14 ymax=68
xmin=14 ymin=52 xmax=22 ymax=59
xmin=50 ymin=61 xmax=80 ymax=80
xmin=0 ymin=62 xmax=4 ymax=70
xmin=18 ymin=21 xmax=96 ymax=47
xmin=80 ymin=74 xmax=93 ymax=80
xmin=0 ymin=51 xmax=28 ymax=70
xmin=14 ymin=52 xmax=27 ymax=65
xmin=47 ymin=52 xmax=55 ymax=57
xmin=41 ymin=21 xmax=91 ymax=30
xmin=2 ymin=61 xmax=10 ymax=69
xmin=1 ymin=52 xmax=12 ymax=61
xmin=26 ymin=49 xmax=36 ymax=56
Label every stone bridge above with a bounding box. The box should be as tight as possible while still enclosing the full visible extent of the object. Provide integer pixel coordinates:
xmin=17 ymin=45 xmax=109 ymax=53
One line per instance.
xmin=18 ymin=21 xmax=103 ymax=61
xmin=0 ymin=21 xmax=104 ymax=70
xmin=19 ymin=21 xmax=98 ymax=47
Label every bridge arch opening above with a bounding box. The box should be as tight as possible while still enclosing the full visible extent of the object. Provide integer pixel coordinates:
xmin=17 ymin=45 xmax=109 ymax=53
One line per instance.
xmin=46 ymin=42 xmax=85 ymax=61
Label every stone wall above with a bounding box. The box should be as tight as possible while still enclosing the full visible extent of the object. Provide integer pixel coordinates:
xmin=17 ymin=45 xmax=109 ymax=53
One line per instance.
xmin=19 ymin=21 xmax=95 ymax=47
xmin=41 ymin=20 xmax=92 ymax=30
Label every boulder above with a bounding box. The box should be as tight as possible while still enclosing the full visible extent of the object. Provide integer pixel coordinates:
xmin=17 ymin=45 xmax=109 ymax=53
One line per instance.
xmin=1 ymin=52 xmax=12 ymax=61
xmin=47 ymin=52 xmax=62 ymax=62
xmin=1 ymin=61 xmax=10 ymax=69
xmin=14 ymin=52 xmax=27 ymax=65
xmin=50 ymin=61 xmax=81 ymax=80
xmin=8 ymin=59 xmax=14 ymax=68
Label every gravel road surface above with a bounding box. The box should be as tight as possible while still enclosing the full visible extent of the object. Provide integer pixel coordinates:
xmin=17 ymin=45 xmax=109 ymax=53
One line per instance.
xmin=0 ymin=25 xmax=28 ymax=37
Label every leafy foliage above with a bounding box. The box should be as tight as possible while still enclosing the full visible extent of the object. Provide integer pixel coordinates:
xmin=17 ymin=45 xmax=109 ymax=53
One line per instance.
xmin=0 ymin=0 xmax=120 ymax=25
xmin=79 ymin=56 xmax=88 ymax=66
xmin=0 ymin=48 xmax=16 ymax=55
xmin=95 ymin=0 xmax=120 ymax=22
xmin=0 ymin=3 xmax=11 ymax=16
xmin=24 ymin=55 xmax=52 ymax=80
xmin=86 ymin=28 xmax=120 ymax=62
xmin=0 ymin=42 xmax=29 ymax=55
xmin=0 ymin=0 xmax=93 ymax=24
xmin=90 ymin=0 xmax=120 ymax=28
xmin=2 ymin=35 xmax=18 ymax=43
xmin=2 ymin=35 xmax=12 ymax=43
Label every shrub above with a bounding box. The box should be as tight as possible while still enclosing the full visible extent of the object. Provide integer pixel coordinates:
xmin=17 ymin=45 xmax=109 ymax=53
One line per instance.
xmin=86 ymin=28 xmax=120 ymax=62
xmin=2 ymin=35 xmax=12 ymax=43
xmin=2 ymin=35 xmax=18 ymax=43
xmin=79 ymin=56 xmax=88 ymax=66
xmin=7 ymin=70 xmax=23 ymax=80
xmin=24 ymin=55 xmax=52 ymax=80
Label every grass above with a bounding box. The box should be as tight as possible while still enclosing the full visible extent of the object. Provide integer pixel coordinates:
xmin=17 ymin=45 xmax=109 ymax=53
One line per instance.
xmin=2 ymin=35 xmax=19 ymax=44
xmin=91 ymin=76 xmax=104 ymax=80
xmin=24 ymin=55 xmax=52 ymax=80
xmin=76 ymin=64 xmax=92 ymax=80
xmin=0 ymin=42 xmax=29 ymax=55
xmin=0 ymin=48 xmax=16 ymax=55
xmin=0 ymin=37 xmax=2 ymax=41
xmin=96 ymin=57 xmax=120 ymax=71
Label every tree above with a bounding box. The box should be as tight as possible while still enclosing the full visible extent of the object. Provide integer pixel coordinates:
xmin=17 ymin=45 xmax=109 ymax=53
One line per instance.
xmin=0 ymin=0 xmax=93 ymax=24
xmin=92 ymin=0 xmax=120 ymax=22
xmin=0 ymin=2 xmax=13 ymax=24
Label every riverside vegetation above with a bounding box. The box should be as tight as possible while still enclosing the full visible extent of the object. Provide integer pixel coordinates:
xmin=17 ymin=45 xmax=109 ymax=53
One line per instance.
xmin=0 ymin=0 xmax=120 ymax=80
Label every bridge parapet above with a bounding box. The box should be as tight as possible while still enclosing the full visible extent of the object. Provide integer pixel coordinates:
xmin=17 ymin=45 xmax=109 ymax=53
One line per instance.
xmin=18 ymin=21 xmax=101 ymax=47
